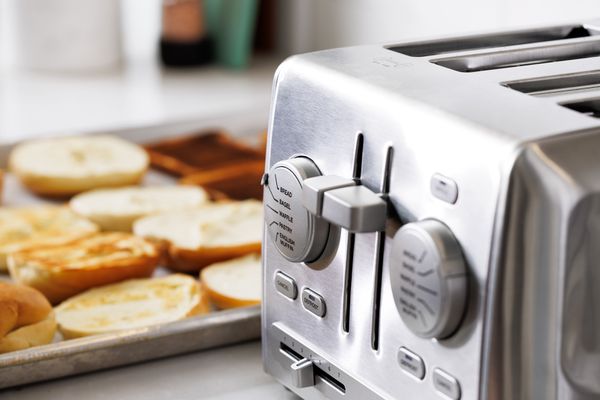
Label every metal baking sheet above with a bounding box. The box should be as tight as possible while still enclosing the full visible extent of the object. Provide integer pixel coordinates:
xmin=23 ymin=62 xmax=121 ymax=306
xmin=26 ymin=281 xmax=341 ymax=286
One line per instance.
xmin=0 ymin=131 xmax=262 ymax=390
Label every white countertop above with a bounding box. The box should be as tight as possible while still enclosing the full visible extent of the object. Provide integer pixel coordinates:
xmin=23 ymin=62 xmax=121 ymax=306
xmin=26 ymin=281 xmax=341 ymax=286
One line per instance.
xmin=0 ymin=56 xmax=280 ymax=143
xmin=2 ymin=341 xmax=300 ymax=400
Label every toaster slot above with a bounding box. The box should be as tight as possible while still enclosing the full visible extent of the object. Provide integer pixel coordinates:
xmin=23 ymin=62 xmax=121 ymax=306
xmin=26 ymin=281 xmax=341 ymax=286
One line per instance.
xmin=433 ymin=39 xmax=600 ymax=72
xmin=314 ymin=366 xmax=347 ymax=394
xmin=504 ymin=70 xmax=600 ymax=96
xmin=370 ymin=146 xmax=393 ymax=351
xmin=389 ymin=25 xmax=593 ymax=57
xmin=342 ymin=133 xmax=364 ymax=333
xmin=561 ymin=98 xmax=600 ymax=118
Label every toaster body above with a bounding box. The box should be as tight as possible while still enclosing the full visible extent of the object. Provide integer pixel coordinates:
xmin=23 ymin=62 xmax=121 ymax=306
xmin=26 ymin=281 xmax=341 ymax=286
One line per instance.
xmin=262 ymin=21 xmax=600 ymax=400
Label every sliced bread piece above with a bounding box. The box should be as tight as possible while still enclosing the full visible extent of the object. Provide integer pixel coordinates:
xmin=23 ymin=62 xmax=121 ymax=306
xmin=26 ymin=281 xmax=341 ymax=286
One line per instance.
xmin=55 ymin=274 xmax=210 ymax=339
xmin=200 ymin=253 xmax=261 ymax=309
xmin=70 ymin=185 xmax=209 ymax=231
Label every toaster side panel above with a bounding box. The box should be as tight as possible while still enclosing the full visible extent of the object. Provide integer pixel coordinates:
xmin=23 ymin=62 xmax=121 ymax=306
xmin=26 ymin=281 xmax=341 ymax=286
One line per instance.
xmin=482 ymin=129 xmax=600 ymax=400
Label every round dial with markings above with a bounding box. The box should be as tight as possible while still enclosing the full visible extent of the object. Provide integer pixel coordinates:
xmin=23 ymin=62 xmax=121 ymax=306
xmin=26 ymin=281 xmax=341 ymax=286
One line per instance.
xmin=390 ymin=219 xmax=467 ymax=339
xmin=264 ymin=157 xmax=330 ymax=263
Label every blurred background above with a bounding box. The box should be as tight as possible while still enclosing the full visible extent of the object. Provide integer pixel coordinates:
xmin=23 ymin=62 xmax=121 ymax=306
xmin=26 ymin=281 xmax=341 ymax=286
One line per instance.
xmin=0 ymin=0 xmax=598 ymax=141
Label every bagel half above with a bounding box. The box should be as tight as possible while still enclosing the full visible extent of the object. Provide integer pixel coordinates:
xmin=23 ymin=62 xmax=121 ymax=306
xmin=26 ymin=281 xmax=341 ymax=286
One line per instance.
xmin=133 ymin=200 xmax=263 ymax=272
xmin=200 ymin=254 xmax=261 ymax=309
xmin=9 ymin=135 xmax=149 ymax=197
xmin=55 ymin=274 xmax=210 ymax=339
xmin=70 ymin=185 xmax=209 ymax=231
xmin=8 ymin=232 xmax=160 ymax=304
xmin=0 ymin=206 xmax=98 ymax=271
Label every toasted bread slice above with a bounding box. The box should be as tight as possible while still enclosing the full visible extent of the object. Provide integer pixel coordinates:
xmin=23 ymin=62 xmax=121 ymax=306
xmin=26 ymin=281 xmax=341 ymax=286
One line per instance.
xmin=0 ymin=206 xmax=98 ymax=271
xmin=179 ymin=160 xmax=265 ymax=200
xmin=200 ymin=254 xmax=261 ymax=309
xmin=55 ymin=274 xmax=210 ymax=338
xmin=145 ymin=131 xmax=265 ymax=177
xmin=133 ymin=200 xmax=263 ymax=272
xmin=9 ymin=135 xmax=149 ymax=197
xmin=0 ymin=312 xmax=56 ymax=354
xmin=8 ymin=233 xmax=160 ymax=304
xmin=70 ymin=185 xmax=209 ymax=231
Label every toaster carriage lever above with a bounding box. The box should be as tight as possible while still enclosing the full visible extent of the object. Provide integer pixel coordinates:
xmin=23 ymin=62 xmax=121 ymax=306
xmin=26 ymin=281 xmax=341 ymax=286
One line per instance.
xmin=303 ymin=176 xmax=387 ymax=233
xmin=290 ymin=358 xmax=315 ymax=388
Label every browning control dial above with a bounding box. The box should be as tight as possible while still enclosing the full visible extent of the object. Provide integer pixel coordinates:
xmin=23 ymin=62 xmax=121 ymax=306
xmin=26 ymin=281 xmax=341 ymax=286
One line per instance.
xmin=264 ymin=158 xmax=330 ymax=263
xmin=390 ymin=220 xmax=467 ymax=339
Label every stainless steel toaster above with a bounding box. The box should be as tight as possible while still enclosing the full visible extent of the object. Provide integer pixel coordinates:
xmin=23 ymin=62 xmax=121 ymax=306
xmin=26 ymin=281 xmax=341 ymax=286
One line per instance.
xmin=261 ymin=20 xmax=600 ymax=400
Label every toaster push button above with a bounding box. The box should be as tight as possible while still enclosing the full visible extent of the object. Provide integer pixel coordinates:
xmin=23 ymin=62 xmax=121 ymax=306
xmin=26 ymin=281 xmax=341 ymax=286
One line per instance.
xmin=274 ymin=272 xmax=298 ymax=300
xmin=430 ymin=174 xmax=459 ymax=204
xmin=301 ymin=288 xmax=326 ymax=317
xmin=433 ymin=368 xmax=461 ymax=400
xmin=397 ymin=347 xmax=425 ymax=380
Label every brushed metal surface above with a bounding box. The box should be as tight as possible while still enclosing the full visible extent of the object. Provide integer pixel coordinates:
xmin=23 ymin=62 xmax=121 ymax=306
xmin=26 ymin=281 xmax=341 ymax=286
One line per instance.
xmin=262 ymin=19 xmax=600 ymax=400
xmin=483 ymin=131 xmax=600 ymax=400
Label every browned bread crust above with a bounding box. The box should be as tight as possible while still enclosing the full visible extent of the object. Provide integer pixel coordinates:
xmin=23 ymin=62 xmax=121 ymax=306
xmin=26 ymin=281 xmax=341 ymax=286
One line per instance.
xmin=168 ymin=244 xmax=261 ymax=273
xmin=145 ymin=131 xmax=265 ymax=177
xmin=0 ymin=282 xmax=52 ymax=337
xmin=179 ymin=160 xmax=265 ymax=200
xmin=8 ymin=233 xmax=160 ymax=305
xmin=0 ymin=282 xmax=56 ymax=353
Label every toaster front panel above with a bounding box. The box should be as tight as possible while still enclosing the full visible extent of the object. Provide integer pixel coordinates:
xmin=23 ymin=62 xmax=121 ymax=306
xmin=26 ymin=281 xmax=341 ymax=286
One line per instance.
xmin=262 ymin=52 xmax=511 ymax=400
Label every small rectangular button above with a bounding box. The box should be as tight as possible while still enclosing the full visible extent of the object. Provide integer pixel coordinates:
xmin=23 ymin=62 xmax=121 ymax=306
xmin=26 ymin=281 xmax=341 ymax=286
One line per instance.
xmin=274 ymin=272 xmax=297 ymax=300
xmin=431 ymin=173 xmax=458 ymax=204
xmin=398 ymin=347 xmax=425 ymax=380
xmin=302 ymin=288 xmax=326 ymax=317
xmin=433 ymin=368 xmax=461 ymax=400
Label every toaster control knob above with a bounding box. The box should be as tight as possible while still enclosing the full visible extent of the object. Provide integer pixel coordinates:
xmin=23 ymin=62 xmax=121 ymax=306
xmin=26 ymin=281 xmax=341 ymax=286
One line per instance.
xmin=390 ymin=220 xmax=467 ymax=339
xmin=264 ymin=157 xmax=330 ymax=263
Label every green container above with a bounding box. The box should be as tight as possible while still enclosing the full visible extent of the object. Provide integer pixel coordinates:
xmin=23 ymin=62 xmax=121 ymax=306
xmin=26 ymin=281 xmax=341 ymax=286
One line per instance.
xmin=204 ymin=0 xmax=260 ymax=69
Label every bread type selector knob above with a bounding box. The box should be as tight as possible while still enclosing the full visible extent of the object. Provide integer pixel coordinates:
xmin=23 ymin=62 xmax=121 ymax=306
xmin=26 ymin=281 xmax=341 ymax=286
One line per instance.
xmin=264 ymin=158 xmax=331 ymax=263
xmin=390 ymin=220 xmax=467 ymax=339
